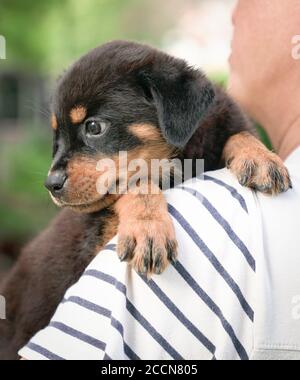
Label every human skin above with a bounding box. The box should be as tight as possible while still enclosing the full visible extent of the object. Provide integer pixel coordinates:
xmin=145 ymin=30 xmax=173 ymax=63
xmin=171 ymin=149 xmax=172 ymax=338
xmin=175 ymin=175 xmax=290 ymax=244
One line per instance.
xmin=228 ymin=0 xmax=300 ymax=160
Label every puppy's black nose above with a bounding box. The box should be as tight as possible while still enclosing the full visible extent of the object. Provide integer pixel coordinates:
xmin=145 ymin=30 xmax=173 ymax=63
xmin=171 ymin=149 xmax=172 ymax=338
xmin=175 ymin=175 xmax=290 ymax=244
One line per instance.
xmin=45 ymin=171 xmax=67 ymax=194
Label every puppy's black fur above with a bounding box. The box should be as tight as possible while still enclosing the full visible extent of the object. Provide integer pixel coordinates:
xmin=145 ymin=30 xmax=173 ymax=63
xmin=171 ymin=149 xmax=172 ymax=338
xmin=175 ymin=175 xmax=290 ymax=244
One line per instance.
xmin=0 ymin=41 xmax=289 ymax=360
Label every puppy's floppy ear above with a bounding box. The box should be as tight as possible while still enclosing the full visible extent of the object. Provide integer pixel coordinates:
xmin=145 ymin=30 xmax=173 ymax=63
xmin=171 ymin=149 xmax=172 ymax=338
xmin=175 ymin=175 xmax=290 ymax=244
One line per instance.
xmin=139 ymin=61 xmax=215 ymax=148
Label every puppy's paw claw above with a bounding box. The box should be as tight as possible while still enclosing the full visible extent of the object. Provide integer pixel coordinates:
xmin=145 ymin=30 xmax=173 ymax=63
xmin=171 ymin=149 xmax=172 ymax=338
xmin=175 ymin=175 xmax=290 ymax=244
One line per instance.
xmin=227 ymin=152 xmax=292 ymax=195
xmin=117 ymin=236 xmax=136 ymax=262
xmin=117 ymin=217 xmax=178 ymax=276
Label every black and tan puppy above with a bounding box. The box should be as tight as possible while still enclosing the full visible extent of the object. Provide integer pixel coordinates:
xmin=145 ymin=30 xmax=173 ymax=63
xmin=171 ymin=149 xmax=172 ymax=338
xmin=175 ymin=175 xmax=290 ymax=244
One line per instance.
xmin=0 ymin=41 xmax=291 ymax=359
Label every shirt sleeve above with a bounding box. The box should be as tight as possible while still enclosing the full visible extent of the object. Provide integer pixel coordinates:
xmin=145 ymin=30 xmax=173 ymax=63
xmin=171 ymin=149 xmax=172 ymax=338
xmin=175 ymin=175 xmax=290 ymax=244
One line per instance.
xmin=250 ymin=149 xmax=300 ymax=360
xmin=19 ymin=169 xmax=262 ymax=360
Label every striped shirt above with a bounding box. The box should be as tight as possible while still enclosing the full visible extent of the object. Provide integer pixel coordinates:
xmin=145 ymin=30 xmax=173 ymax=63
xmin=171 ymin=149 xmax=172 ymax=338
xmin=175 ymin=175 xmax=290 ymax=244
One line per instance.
xmin=19 ymin=147 xmax=300 ymax=360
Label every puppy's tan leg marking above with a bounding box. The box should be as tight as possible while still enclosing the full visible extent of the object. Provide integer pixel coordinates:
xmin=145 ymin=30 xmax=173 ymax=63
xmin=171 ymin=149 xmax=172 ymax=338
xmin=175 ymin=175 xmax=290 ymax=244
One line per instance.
xmin=223 ymin=132 xmax=292 ymax=195
xmin=115 ymin=184 xmax=177 ymax=276
xmin=95 ymin=212 xmax=119 ymax=254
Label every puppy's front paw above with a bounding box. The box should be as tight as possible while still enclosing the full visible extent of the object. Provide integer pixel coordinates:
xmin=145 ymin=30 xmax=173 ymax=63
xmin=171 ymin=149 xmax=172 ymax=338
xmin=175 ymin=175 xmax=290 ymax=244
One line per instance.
xmin=227 ymin=150 xmax=291 ymax=195
xmin=117 ymin=215 xmax=178 ymax=276
xmin=224 ymin=132 xmax=292 ymax=195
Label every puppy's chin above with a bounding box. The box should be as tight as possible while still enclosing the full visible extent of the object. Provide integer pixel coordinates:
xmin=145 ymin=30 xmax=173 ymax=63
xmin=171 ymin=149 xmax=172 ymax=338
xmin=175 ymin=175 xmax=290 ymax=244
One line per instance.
xmin=68 ymin=201 xmax=106 ymax=214
xmin=49 ymin=192 xmax=117 ymax=214
xmin=50 ymin=193 xmax=64 ymax=207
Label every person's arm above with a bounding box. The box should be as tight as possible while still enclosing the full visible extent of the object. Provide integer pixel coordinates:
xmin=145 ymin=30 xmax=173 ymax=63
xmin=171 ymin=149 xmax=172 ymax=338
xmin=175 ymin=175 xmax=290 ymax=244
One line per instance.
xmin=19 ymin=168 xmax=262 ymax=360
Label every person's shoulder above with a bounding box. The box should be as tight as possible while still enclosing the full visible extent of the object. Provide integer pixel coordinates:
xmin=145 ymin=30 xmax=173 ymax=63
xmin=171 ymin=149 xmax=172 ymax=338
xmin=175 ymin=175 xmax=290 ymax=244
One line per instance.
xmin=165 ymin=168 xmax=257 ymax=218
xmin=164 ymin=168 xmax=260 ymax=273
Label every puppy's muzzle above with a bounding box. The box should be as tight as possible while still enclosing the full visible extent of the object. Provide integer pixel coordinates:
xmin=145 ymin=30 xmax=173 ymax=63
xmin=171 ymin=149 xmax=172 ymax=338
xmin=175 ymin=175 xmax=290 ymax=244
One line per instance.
xmin=45 ymin=170 xmax=67 ymax=197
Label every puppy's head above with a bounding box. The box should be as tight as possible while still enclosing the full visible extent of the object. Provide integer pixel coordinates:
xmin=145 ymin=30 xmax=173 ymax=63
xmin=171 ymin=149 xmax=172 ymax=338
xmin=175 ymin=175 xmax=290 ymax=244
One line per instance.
xmin=45 ymin=41 xmax=215 ymax=212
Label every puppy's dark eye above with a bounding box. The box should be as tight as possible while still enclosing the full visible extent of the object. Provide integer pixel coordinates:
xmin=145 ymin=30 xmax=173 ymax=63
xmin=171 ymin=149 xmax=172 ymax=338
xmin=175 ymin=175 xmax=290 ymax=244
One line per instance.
xmin=85 ymin=120 xmax=107 ymax=136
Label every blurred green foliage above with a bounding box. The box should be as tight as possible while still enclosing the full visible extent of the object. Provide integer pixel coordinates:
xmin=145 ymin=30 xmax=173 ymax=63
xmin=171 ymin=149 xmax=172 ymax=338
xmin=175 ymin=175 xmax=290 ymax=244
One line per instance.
xmin=256 ymin=125 xmax=272 ymax=150
xmin=0 ymin=0 xmax=175 ymax=74
xmin=0 ymin=127 xmax=56 ymax=241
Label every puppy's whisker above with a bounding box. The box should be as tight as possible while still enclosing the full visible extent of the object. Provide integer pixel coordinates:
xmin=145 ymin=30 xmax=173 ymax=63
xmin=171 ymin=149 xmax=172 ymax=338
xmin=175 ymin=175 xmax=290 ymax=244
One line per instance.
xmin=24 ymin=101 xmax=51 ymax=119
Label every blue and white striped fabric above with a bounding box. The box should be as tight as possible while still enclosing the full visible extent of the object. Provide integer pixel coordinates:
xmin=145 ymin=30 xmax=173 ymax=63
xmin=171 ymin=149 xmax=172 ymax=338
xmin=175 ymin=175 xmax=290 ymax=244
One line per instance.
xmin=20 ymin=167 xmax=266 ymax=360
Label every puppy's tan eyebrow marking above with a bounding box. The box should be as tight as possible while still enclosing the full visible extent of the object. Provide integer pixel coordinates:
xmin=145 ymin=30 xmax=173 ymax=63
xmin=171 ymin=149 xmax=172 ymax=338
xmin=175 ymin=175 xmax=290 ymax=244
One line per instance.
xmin=51 ymin=114 xmax=58 ymax=130
xmin=129 ymin=123 xmax=162 ymax=141
xmin=70 ymin=105 xmax=87 ymax=124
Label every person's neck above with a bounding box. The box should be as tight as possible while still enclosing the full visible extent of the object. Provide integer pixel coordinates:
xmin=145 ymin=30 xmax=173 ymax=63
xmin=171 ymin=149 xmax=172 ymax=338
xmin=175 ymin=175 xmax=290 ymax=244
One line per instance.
xmin=277 ymin=115 xmax=300 ymax=160
xmin=251 ymin=79 xmax=300 ymax=160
